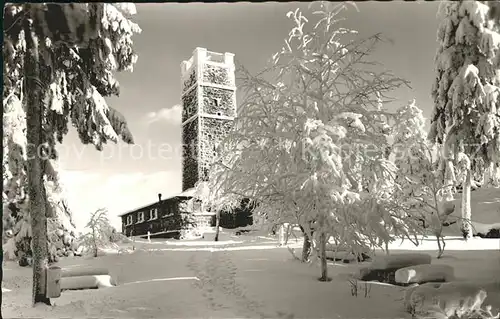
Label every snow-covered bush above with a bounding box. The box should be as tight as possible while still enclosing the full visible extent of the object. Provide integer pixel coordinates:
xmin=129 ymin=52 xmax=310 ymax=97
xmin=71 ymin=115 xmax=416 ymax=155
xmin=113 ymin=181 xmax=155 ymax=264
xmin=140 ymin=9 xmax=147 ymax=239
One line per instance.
xmin=391 ymin=100 xmax=459 ymax=258
xmin=109 ymin=227 xmax=131 ymax=243
xmin=78 ymin=208 xmax=116 ymax=257
xmin=3 ymin=2 xmax=140 ymax=270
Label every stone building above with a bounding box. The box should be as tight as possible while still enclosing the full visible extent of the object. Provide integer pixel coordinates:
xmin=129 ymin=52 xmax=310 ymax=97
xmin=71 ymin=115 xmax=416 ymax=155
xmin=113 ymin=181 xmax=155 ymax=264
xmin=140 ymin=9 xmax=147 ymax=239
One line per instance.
xmin=120 ymin=48 xmax=244 ymax=237
xmin=181 ymin=47 xmax=237 ymax=190
xmin=180 ymin=47 xmax=238 ymax=227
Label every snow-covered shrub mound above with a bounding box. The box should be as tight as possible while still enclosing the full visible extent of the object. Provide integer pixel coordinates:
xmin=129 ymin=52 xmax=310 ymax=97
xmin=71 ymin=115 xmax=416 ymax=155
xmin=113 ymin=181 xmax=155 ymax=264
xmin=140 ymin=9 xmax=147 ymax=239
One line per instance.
xmin=473 ymin=222 xmax=500 ymax=238
xmin=324 ymin=243 xmax=372 ymax=263
xmin=2 ymin=164 xmax=78 ymax=265
xmin=404 ymin=281 xmax=495 ymax=318
xmin=109 ymin=231 xmax=131 ymax=243
xmin=47 ymin=217 xmax=79 ymax=262
xmin=60 ymin=275 xmax=115 ymax=291
xmin=3 ymin=238 xmax=17 ymax=260
xmin=79 ymin=243 xmax=123 ymax=257
xmin=2 ymin=207 xmax=16 ymax=244
xmin=352 ymin=267 xmax=373 ymax=280
xmin=395 ymin=264 xmax=454 ymax=284
xmin=353 ymin=253 xmax=433 ymax=285
xmin=180 ymin=228 xmax=204 ymax=240
xmin=371 ymin=253 xmax=432 ymax=270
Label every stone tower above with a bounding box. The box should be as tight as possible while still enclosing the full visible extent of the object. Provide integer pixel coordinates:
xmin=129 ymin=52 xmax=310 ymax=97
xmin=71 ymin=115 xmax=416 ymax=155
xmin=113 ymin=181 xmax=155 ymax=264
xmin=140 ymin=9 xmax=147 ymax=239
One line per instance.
xmin=180 ymin=47 xmax=237 ymax=192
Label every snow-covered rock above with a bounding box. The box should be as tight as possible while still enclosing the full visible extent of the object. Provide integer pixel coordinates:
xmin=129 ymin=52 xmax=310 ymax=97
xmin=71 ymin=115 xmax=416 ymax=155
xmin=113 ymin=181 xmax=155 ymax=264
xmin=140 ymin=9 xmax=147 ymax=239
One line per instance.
xmin=3 ymin=238 xmax=17 ymax=260
xmin=60 ymin=275 xmax=115 ymax=291
xmin=404 ymin=281 xmax=488 ymax=317
xmin=352 ymin=267 xmax=373 ymax=280
xmin=324 ymin=243 xmax=371 ymax=263
xmin=395 ymin=264 xmax=454 ymax=284
xmin=325 ymin=250 xmax=370 ymax=263
xmin=75 ymin=245 xmax=85 ymax=256
xmin=370 ymin=253 xmax=432 ymax=270
xmin=404 ymin=282 xmax=440 ymax=313
xmin=62 ymin=232 xmax=72 ymax=246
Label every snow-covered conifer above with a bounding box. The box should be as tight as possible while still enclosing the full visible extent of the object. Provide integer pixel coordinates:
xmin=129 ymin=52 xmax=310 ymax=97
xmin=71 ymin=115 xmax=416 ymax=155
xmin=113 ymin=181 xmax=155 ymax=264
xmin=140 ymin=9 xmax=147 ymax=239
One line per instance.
xmin=3 ymin=3 xmax=140 ymax=304
xmin=429 ymin=1 xmax=500 ymax=238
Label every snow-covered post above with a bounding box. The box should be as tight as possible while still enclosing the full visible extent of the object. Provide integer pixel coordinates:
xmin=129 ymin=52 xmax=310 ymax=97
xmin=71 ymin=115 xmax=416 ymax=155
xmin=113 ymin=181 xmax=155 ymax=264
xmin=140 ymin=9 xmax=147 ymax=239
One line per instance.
xmin=46 ymin=266 xmax=62 ymax=298
xmin=131 ymin=229 xmax=135 ymax=250
xmin=147 ymin=231 xmax=151 ymax=243
xmin=284 ymin=223 xmax=291 ymax=244
xmin=278 ymin=224 xmax=286 ymax=246
xmin=457 ymin=153 xmax=473 ymax=239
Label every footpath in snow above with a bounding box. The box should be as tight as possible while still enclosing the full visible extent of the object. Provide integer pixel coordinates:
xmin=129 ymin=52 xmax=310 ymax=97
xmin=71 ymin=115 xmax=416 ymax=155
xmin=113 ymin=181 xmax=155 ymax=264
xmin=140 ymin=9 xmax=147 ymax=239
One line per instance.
xmin=2 ymin=231 xmax=500 ymax=318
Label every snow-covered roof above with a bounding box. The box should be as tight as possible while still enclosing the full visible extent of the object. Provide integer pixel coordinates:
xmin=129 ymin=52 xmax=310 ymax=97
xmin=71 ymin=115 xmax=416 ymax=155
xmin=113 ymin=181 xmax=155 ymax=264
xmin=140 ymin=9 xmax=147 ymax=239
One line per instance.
xmin=117 ymin=188 xmax=196 ymax=217
xmin=178 ymin=187 xmax=196 ymax=198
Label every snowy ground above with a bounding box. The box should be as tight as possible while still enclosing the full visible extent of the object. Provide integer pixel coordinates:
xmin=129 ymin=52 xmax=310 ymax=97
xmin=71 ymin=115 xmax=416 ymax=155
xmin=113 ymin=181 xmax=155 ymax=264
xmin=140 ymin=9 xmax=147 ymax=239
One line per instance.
xmin=3 ymin=227 xmax=500 ymax=319
xmin=444 ymin=187 xmax=500 ymax=236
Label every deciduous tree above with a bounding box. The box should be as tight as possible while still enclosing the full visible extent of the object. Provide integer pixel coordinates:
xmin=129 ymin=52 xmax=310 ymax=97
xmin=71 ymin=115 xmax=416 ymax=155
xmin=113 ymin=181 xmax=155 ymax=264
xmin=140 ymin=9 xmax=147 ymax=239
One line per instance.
xmin=391 ymin=100 xmax=457 ymax=258
xmin=212 ymin=2 xmax=420 ymax=281
xmin=79 ymin=208 xmax=113 ymax=258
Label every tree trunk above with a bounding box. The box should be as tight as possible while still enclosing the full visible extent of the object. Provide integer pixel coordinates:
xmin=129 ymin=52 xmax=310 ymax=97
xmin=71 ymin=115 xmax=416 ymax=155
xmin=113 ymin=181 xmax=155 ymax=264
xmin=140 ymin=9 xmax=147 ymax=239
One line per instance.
xmin=461 ymin=169 xmax=472 ymax=240
xmin=300 ymin=225 xmax=312 ymax=262
xmin=318 ymin=232 xmax=330 ymax=282
xmin=214 ymin=210 xmax=220 ymax=242
xmin=278 ymin=224 xmax=285 ymax=246
xmin=24 ymin=9 xmax=51 ymax=306
xmin=92 ymin=228 xmax=98 ymax=257
xmin=483 ymin=161 xmax=495 ymax=187
xmin=1 ymin=219 xmax=3 ymax=312
xmin=444 ymin=159 xmax=456 ymax=200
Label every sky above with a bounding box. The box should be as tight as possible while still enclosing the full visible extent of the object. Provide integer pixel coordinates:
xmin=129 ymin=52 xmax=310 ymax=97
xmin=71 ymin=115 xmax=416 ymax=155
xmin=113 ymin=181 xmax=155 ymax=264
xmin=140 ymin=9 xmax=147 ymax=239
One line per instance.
xmin=56 ymin=1 xmax=441 ymax=232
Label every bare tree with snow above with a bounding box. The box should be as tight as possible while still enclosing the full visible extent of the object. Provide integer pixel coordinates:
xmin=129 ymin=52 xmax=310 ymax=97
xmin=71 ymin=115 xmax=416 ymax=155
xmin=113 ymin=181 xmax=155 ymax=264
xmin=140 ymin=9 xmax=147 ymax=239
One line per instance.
xmin=194 ymin=180 xmax=241 ymax=241
xmin=391 ymin=100 xmax=458 ymax=258
xmin=211 ymin=2 xmax=422 ymax=281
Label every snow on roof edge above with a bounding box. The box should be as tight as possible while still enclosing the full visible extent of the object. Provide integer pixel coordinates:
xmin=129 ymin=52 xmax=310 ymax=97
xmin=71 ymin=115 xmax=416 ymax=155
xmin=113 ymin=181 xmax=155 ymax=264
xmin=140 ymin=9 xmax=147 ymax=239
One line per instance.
xmin=117 ymin=188 xmax=196 ymax=217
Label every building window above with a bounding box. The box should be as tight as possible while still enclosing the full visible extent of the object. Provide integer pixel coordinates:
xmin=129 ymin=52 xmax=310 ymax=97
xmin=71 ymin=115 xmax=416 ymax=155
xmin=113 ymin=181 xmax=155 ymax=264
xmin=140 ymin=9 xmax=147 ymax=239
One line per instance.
xmin=126 ymin=215 xmax=133 ymax=226
xmin=138 ymin=211 xmax=145 ymax=223
xmin=150 ymin=208 xmax=158 ymax=220
xmin=187 ymin=199 xmax=194 ymax=212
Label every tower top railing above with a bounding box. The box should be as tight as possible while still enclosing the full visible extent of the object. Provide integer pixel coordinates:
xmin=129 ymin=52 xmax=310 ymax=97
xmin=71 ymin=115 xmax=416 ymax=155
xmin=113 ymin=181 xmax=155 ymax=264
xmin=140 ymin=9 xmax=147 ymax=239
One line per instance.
xmin=205 ymin=51 xmax=225 ymax=63
xmin=181 ymin=47 xmax=235 ymax=78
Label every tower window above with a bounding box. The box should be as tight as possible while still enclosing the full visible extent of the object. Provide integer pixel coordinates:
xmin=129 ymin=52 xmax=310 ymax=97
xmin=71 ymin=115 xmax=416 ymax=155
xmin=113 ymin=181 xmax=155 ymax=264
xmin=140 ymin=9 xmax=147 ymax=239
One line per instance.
xmin=214 ymin=97 xmax=222 ymax=107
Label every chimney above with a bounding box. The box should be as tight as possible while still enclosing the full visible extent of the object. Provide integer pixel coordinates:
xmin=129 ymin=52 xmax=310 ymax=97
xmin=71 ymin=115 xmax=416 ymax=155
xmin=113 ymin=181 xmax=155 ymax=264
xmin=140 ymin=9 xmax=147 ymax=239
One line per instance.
xmin=158 ymin=193 xmax=162 ymax=202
